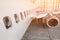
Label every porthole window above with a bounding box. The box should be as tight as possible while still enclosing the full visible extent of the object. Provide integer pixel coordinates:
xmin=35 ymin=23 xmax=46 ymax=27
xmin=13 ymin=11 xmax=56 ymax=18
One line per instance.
xmin=48 ymin=19 xmax=58 ymax=27
xmin=3 ymin=16 xmax=12 ymax=29
xmin=14 ymin=14 xmax=19 ymax=23
xmin=20 ymin=12 xmax=23 ymax=20
xmin=47 ymin=17 xmax=59 ymax=27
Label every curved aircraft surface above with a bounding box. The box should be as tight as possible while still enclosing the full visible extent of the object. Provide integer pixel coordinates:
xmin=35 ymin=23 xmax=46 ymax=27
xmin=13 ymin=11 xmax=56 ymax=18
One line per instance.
xmin=0 ymin=0 xmax=60 ymax=40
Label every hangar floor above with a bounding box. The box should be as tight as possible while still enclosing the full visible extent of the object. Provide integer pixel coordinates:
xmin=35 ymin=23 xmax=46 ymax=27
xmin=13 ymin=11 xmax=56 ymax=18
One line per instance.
xmin=22 ymin=19 xmax=60 ymax=40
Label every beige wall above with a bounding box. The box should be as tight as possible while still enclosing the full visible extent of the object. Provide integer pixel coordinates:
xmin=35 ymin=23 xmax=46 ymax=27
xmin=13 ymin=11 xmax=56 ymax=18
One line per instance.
xmin=28 ymin=0 xmax=60 ymax=12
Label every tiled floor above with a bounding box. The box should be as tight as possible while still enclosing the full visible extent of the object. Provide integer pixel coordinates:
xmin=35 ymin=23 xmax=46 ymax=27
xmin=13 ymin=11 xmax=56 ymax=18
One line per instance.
xmin=22 ymin=22 xmax=60 ymax=40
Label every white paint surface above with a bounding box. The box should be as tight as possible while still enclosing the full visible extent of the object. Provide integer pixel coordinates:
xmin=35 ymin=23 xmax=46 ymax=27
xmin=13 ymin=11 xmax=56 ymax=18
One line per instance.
xmin=0 ymin=0 xmax=37 ymax=40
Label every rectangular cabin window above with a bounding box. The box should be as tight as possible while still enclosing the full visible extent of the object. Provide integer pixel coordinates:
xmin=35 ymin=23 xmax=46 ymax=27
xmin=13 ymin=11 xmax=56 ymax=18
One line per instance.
xmin=3 ymin=16 xmax=12 ymax=29
xmin=24 ymin=11 xmax=26 ymax=17
xmin=20 ymin=12 xmax=24 ymax=20
xmin=26 ymin=10 xmax=30 ymax=16
xmin=14 ymin=14 xmax=19 ymax=23
xmin=25 ymin=11 xmax=28 ymax=16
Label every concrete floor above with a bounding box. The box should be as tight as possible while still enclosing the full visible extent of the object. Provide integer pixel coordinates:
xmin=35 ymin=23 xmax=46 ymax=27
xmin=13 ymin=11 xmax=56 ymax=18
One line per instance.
xmin=22 ymin=22 xmax=60 ymax=40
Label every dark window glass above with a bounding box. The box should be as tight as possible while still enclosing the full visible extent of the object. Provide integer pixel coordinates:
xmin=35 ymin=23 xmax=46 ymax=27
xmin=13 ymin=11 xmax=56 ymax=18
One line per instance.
xmin=24 ymin=11 xmax=26 ymax=17
xmin=14 ymin=14 xmax=19 ymax=23
xmin=3 ymin=16 xmax=12 ymax=29
xmin=20 ymin=12 xmax=23 ymax=20
xmin=48 ymin=19 xmax=58 ymax=27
